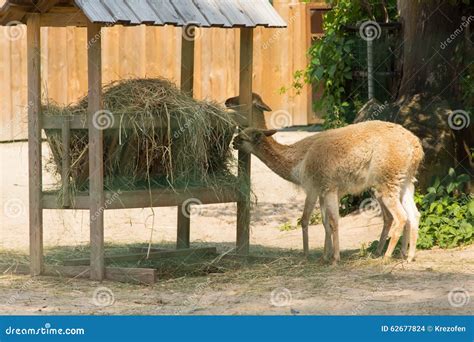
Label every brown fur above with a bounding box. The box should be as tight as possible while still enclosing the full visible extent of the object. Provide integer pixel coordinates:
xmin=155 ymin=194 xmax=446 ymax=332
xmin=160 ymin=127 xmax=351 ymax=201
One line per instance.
xmin=225 ymin=93 xmax=272 ymax=129
xmin=234 ymin=120 xmax=424 ymax=262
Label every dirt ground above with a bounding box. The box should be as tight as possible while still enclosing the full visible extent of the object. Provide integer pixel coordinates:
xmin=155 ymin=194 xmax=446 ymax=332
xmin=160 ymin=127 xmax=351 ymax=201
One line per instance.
xmin=1 ymin=132 xmax=473 ymax=315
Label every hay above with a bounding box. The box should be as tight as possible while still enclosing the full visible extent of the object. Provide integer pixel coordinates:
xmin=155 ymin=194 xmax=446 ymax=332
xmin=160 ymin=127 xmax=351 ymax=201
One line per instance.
xmin=43 ymin=78 xmax=240 ymax=194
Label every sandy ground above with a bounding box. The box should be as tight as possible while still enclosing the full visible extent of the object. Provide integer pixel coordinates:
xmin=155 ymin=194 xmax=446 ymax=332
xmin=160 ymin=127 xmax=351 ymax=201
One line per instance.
xmin=0 ymin=132 xmax=473 ymax=315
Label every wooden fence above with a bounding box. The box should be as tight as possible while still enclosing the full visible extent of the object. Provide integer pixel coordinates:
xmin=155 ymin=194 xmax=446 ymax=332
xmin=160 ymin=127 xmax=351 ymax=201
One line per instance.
xmin=0 ymin=0 xmax=316 ymax=141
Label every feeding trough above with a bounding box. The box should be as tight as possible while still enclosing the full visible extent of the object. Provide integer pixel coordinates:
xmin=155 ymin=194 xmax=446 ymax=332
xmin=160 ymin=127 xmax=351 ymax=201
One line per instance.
xmin=0 ymin=0 xmax=287 ymax=284
xmin=43 ymin=78 xmax=238 ymax=195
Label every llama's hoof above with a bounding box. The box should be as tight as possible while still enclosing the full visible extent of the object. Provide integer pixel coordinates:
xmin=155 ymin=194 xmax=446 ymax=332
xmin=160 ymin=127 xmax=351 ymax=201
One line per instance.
xmin=382 ymin=256 xmax=393 ymax=264
xmin=374 ymin=249 xmax=384 ymax=258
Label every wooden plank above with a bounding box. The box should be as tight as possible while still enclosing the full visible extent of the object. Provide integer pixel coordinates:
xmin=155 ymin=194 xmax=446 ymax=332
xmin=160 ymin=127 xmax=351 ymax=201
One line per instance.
xmin=192 ymin=0 xmax=230 ymax=27
xmin=87 ymin=22 xmax=105 ymax=281
xmin=40 ymin=11 xmax=89 ymax=27
xmin=0 ymin=264 xmax=156 ymax=285
xmin=236 ymin=28 xmax=253 ymax=256
xmin=42 ymin=113 xmax=164 ymax=129
xmin=237 ymin=0 xmax=270 ymax=27
xmin=218 ymin=0 xmax=254 ymax=27
xmin=34 ymin=0 xmax=61 ymax=13
xmin=105 ymin=267 xmax=156 ymax=285
xmin=126 ymin=0 xmax=158 ymax=24
xmin=0 ymin=263 xmax=30 ymax=275
xmin=27 ymin=13 xmax=43 ymax=277
xmin=42 ymin=186 xmax=240 ymax=209
xmin=63 ymin=247 xmax=218 ymax=266
xmin=75 ymin=0 xmax=115 ymax=24
xmin=101 ymin=0 xmax=139 ymax=24
xmin=61 ymin=119 xmax=71 ymax=207
xmin=147 ymin=0 xmax=183 ymax=26
xmin=172 ymin=0 xmax=209 ymax=27
xmin=128 ymin=247 xmax=168 ymax=253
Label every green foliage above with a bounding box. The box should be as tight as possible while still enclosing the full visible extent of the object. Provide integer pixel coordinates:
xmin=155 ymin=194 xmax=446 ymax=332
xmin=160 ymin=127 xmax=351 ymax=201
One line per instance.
xmin=460 ymin=63 xmax=474 ymax=118
xmin=278 ymin=212 xmax=322 ymax=232
xmin=339 ymin=191 xmax=372 ymax=216
xmin=298 ymin=0 xmax=398 ymax=128
xmin=416 ymin=169 xmax=473 ymax=249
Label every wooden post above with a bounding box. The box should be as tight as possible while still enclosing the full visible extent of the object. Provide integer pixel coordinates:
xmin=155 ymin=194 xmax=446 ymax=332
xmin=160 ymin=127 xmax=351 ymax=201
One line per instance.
xmin=27 ymin=14 xmax=43 ymax=276
xmin=180 ymin=32 xmax=195 ymax=95
xmin=61 ymin=119 xmax=71 ymax=208
xmin=87 ymin=22 xmax=105 ymax=281
xmin=176 ymin=32 xmax=195 ymax=249
xmin=236 ymin=28 xmax=254 ymax=255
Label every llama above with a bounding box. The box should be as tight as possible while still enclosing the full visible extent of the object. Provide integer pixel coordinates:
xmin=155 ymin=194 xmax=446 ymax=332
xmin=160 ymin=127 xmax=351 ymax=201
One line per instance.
xmin=233 ymin=121 xmax=424 ymax=263
xmin=225 ymin=93 xmax=272 ymax=129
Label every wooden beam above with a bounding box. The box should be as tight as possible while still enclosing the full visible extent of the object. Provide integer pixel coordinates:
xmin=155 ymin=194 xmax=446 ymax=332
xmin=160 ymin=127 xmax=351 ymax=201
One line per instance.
xmin=62 ymin=247 xmax=218 ymax=266
xmin=178 ymin=32 xmax=196 ymax=248
xmin=176 ymin=207 xmax=191 ymax=249
xmin=35 ymin=0 xmax=61 ymax=13
xmin=0 ymin=264 xmax=156 ymax=285
xmin=61 ymin=119 xmax=71 ymax=207
xmin=87 ymin=22 xmax=105 ymax=281
xmin=41 ymin=111 xmax=245 ymax=129
xmin=40 ymin=11 xmax=89 ymax=27
xmin=27 ymin=13 xmax=43 ymax=276
xmin=236 ymin=28 xmax=254 ymax=256
xmin=42 ymin=187 xmax=240 ymax=210
xmin=180 ymin=30 xmax=195 ymax=94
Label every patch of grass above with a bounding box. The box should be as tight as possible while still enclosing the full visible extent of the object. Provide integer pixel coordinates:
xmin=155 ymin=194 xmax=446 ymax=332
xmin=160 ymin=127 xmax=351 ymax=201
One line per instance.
xmin=278 ymin=212 xmax=322 ymax=232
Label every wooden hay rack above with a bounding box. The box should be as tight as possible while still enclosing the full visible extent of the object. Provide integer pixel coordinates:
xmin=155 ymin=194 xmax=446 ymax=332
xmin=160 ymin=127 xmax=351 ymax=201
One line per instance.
xmin=0 ymin=0 xmax=287 ymax=284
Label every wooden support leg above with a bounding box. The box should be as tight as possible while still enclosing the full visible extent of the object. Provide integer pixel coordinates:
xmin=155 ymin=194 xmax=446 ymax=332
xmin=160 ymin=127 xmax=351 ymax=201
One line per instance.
xmin=87 ymin=22 xmax=105 ymax=281
xmin=61 ymin=119 xmax=71 ymax=208
xmin=176 ymin=32 xmax=195 ymax=250
xmin=177 ymin=205 xmax=190 ymax=249
xmin=27 ymin=14 xmax=43 ymax=276
xmin=236 ymin=153 xmax=251 ymax=255
xmin=236 ymin=28 xmax=254 ymax=256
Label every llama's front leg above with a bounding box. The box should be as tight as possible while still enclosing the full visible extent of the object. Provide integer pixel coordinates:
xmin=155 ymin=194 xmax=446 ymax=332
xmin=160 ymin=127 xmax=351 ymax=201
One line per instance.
xmin=301 ymin=195 xmax=317 ymax=258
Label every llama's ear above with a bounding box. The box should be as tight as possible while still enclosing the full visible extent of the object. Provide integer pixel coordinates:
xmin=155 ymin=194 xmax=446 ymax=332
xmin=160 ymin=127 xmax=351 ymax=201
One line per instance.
xmin=225 ymin=96 xmax=239 ymax=108
xmin=263 ymin=129 xmax=277 ymax=137
xmin=253 ymin=94 xmax=272 ymax=112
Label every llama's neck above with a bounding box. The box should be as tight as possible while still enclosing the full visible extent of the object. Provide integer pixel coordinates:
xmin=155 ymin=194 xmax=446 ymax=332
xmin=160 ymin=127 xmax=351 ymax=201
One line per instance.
xmin=252 ymin=138 xmax=302 ymax=184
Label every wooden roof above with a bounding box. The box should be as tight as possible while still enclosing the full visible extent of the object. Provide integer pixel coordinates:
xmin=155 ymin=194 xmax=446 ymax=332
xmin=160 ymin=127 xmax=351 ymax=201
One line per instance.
xmin=0 ymin=0 xmax=287 ymax=27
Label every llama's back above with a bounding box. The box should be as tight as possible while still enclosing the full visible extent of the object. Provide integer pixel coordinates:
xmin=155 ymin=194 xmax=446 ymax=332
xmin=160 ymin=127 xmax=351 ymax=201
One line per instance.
xmin=300 ymin=121 xmax=423 ymax=195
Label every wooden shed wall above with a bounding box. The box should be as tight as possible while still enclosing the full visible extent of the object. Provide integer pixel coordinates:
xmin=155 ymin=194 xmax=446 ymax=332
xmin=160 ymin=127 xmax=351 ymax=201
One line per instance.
xmin=0 ymin=0 xmax=318 ymax=142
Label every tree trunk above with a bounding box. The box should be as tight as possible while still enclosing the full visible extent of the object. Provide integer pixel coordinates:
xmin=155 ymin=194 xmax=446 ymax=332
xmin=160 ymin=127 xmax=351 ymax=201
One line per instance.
xmin=397 ymin=0 xmax=465 ymax=97
xmin=356 ymin=0 xmax=473 ymax=191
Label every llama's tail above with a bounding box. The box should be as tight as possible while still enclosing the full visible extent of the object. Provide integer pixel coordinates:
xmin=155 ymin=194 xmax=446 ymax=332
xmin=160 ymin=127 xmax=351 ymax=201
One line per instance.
xmin=410 ymin=135 xmax=425 ymax=184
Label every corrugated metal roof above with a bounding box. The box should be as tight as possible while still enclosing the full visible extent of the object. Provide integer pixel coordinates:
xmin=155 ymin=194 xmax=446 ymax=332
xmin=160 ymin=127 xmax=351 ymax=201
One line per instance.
xmin=75 ymin=0 xmax=287 ymax=28
xmin=0 ymin=0 xmax=287 ymax=28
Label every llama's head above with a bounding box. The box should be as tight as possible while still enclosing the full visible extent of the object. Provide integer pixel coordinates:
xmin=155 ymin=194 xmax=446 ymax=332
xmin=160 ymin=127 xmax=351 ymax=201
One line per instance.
xmin=233 ymin=128 xmax=277 ymax=153
xmin=225 ymin=93 xmax=272 ymax=112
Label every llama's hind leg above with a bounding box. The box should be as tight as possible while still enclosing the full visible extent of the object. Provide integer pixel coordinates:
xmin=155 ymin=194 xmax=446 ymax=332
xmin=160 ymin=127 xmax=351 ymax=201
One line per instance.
xmin=400 ymin=183 xmax=420 ymax=262
xmin=301 ymin=194 xmax=318 ymax=258
xmin=381 ymin=194 xmax=407 ymax=259
xmin=321 ymin=192 xmax=340 ymax=263
xmin=375 ymin=199 xmax=393 ymax=256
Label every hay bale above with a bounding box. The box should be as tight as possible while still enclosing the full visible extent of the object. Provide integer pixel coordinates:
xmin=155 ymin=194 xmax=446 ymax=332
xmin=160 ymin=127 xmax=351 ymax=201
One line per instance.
xmin=43 ymin=78 xmax=237 ymax=192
